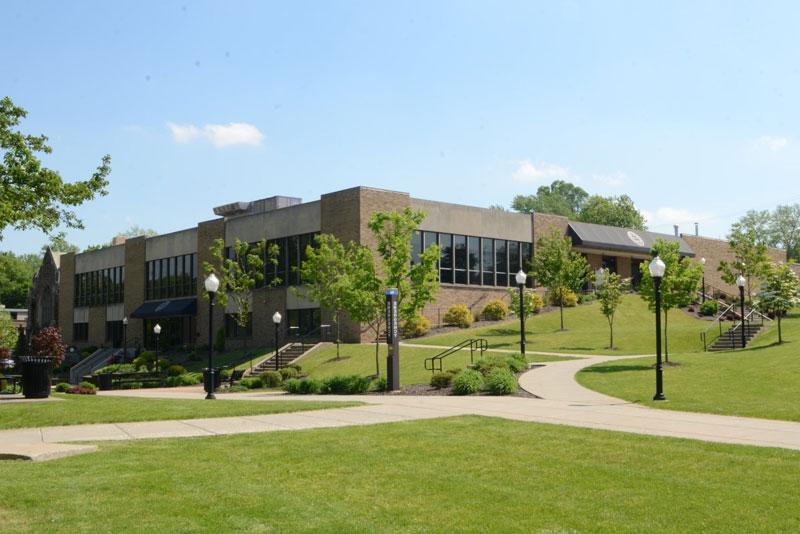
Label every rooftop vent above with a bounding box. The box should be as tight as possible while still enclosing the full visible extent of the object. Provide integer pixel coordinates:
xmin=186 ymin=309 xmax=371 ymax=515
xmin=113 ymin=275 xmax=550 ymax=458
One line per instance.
xmin=213 ymin=196 xmax=302 ymax=219
xmin=213 ymin=201 xmax=252 ymax=217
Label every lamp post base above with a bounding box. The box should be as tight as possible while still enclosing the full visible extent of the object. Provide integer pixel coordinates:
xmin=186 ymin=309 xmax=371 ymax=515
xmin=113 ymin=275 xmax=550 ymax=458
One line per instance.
xmin=653 ymin=392 xmax=666 ymax=401
xmin=205 ymin=392 xmax=216 ymax=400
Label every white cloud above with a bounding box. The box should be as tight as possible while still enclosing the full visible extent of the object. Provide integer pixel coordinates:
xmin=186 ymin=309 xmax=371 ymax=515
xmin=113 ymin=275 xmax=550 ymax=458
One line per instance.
xmin=512 ymin=160 xmax=571 ymax=183
xmin=642 ymin=207 xmax=717 ymax=233
xmin=166 ymin=121 xmax=264 ymax=147
xmin=754 ymin=135 xmax=788 ymax=152
xmin=591 ymin=171 xmax=627 ymax=188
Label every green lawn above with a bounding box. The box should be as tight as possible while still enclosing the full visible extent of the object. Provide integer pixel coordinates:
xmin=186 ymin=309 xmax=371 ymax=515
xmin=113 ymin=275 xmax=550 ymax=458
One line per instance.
xmin=577 ymin=311 xmax=799 ymax=421
xmin=299 ymin=343 xmax=574 ymax=385
xmin=422 ymin=294 xmax=719 ymax=355
xmin=179 ymin=346 xmax=275 ymax=373
xmin=0 ymin=395 xmax=359 ymax=430
xmin=3 ymin=416 xmax=799 ymax=532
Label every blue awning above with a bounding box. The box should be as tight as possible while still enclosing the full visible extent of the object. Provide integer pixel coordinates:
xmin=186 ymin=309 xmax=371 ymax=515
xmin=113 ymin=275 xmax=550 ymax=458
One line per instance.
xmin=130 ymin=298 xmax=197 ymax=318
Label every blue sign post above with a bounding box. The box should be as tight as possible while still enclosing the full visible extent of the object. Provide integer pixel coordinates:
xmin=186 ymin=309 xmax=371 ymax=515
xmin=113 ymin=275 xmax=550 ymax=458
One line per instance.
xmin=385 ymin=288 xmax=400 ymax=391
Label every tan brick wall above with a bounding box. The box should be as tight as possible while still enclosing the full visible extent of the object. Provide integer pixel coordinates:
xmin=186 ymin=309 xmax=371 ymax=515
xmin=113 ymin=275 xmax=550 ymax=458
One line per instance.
xmin=421 ymin=285 xmax=512 ymax=328
xmin=197 ymin=219 xmax=225 ymax=346
xmin=57 ymin=253 xmax=75 ymax=343
xmin=533 ymin=212 xmax=570 ymax=245
xmin=682 ymin=235 xmax=787 ymax=295
xmin=617 ymin=257 xmax=632 ymax=279
xmin=124 ymin=237 xmax=146 ymax=344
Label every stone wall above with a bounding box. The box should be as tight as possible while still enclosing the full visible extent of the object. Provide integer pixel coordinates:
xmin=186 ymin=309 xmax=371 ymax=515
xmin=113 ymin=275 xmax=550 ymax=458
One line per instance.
xmin=532 ymin=212 xmax=570 ymax=245
xmin=57 ymin=253 xmax=75 ymax=343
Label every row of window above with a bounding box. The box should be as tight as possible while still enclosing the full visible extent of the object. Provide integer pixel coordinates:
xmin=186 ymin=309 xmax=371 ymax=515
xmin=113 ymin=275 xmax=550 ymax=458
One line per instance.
xmin=412 ymin=231 xmax=533 ymax=287
xmin=264 ymin=233 xmax=318 ymax=287
xmin=146 ymin=253 xmax=198 ymax=300
xmin=74 ymin=267 xmax=125 ymax=307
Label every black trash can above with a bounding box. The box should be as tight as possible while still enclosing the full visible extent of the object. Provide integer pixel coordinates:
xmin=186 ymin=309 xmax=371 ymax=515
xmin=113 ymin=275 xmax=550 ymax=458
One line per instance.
xmin=20 ymin=356 xmax=53 ymax=399
xmin=203 ymin=368 xmax=222 ymax=392
xmin=97 ymin=373 xmax=113 ymax=391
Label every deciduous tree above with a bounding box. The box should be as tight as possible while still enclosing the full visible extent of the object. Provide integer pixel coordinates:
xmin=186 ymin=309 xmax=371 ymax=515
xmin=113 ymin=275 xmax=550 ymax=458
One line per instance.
xmin=578 ymin=195 xmax=646 ymax=230
xmin=596 ymin=268 xmax=629 ymax=349
xmin=512 ymin=180 xmax=588 ymax=217
xmin=757 ymin=262 xmax=800 ymax=344
xmin=718 ymin=226 xmax=770 ymax=303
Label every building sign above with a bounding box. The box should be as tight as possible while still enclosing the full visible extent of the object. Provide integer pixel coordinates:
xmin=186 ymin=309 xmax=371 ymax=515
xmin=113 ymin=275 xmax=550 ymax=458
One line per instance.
xmin=627 ymin=231 xmax=645 ymax=247
xmin=385 ymin=288 xmax=400 ymax=391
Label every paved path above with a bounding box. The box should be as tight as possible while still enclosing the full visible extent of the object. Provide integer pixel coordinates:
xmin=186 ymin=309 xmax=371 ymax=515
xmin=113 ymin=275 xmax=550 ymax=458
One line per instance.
xmin=4 ymin=356 xmax=800 ymax=460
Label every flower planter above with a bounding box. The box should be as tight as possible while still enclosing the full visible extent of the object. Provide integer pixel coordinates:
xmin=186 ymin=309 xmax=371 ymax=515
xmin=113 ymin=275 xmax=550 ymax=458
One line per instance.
xmin=20 ymin=356 xmax=53 ymax=398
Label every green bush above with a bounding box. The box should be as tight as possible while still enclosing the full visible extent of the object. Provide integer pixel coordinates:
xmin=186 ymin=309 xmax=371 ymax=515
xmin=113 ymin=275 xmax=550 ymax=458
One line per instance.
xmin=219 ymin=368 xmax=232 ymax=380
xmin=79 ymin=381 xmax=97 ymax=391
xmin=578 ymin=292 xmax=596 ymax=304
xmin=120 ymin=381 xmax=143 ymax=390
xmin=227 ymin=384 xmax=248 ymax=393
xmin=167 ymin=364 xmax=186 ymax=377
xmin=443 ymin=304 xmax=473 ymax=328
xmin=283 ymin=378 xmax=302 ymax=394
xmin=550 ymin=289 xmax=578 ymax=307
xmin=452 ymin=369 xmax=484 ymax=395
xmin=430 ymin=372 xmax=453 ymax=389
xmin=94 ymin=363 xmax=136 ymax=374
xmin=298 ymin=378 xmax=322 ymax=394
xmin=240 ymin=376 xmax=263 ymax=389
xmin=214 ymin=326 xmax=225 ymax=353
xmin=286 ymin=363 xmax=302 ymax=373
xmin=700 ymin=300 xmax=720 ymax=316
xmin=372 ymin=377 xmax=388 ymax=392
xmin=157 ymin=358 xmax=171 ymax=371
xmin=506 ymin=355 xmax=528 ymax=374
xmin=261 ymin=371 xmax=283 ymax=388
xmin=54 ymin=382 xmax=70 ymax=392
xmin=531 ymin=292 xmax=545 ymax=313
xmin=66 ymin=385 xmax=96 ymax=395
xmin=321 ymin=375 xmax=372 ymax=394
xmin=279 ymin=367 xmax=298 ymax=380
xmin=485 ymin=367 xmax=518 ymax=395
xmin=474 ymin=354 xmax=528 ymax=376
xmin=132 ymin=351 xmax=156 ymax=371
xmin=482 ymin=300 xmax=508 ymax=321
xmin=166 ymin=373 xmax=203 ymax=387
xmin=400 ymin=314 xmax=431 ymax=338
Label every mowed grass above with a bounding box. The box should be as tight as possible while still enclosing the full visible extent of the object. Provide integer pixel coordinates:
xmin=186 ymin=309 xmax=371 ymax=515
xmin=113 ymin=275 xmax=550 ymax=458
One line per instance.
xmin=577 ymin=311 xmax=800 ymax=421
xmin=0 ymin=395 xmax=360 ymax=430
xmin=3 ymin=416 xmax=800 ymax=532
xmin=423 ymin=294 xmax=715 ymax=355
xmin=300 ymin=343 xmax=574 ymax=385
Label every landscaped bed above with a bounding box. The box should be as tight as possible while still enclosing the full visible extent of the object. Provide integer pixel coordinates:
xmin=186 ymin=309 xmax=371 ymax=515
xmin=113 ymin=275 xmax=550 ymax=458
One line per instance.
xmin=2 ymin=416 xmax=799 ymax=532
xmin=0 ymin=395 xmax=361 ymax=430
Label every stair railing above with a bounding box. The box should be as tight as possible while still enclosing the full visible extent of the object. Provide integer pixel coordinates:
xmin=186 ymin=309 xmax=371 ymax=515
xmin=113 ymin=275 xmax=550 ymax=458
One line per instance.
xmin=700 ymin=302 xmax=735 ymax=351
xmin=424 ymin=339 xmax=488 ymax=375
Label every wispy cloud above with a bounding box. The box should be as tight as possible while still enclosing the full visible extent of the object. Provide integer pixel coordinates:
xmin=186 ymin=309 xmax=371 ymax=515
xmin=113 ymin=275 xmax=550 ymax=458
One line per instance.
xmin=512 ymin=160 xmax=571 ymax=183
xmin=167 ymin=122 xmax=264 ymax=147
xmin=642 ymin=206 xmax=717 ymax=233
xmin=754 ymin=135 xmax=788 ymax=152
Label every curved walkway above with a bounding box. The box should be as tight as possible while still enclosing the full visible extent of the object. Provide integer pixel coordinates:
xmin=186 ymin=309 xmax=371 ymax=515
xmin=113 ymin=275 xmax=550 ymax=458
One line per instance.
xmin=4 ymin=358 xmax=800 ymax=460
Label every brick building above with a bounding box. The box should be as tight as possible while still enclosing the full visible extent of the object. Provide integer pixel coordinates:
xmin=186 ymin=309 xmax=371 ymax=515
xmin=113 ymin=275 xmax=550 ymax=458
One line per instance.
xmin=29 ymin=186 xmax=787 ymax=349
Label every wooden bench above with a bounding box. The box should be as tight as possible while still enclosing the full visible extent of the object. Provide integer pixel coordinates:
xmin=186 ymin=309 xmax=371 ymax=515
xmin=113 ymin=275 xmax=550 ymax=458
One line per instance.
xmin=0 ymin=374 xmax=21 ymax=394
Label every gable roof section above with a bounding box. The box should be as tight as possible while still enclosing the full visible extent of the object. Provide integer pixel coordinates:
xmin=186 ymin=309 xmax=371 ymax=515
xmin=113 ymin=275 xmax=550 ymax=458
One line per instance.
xmin=567 ymin=221 xmax=695 ymax=257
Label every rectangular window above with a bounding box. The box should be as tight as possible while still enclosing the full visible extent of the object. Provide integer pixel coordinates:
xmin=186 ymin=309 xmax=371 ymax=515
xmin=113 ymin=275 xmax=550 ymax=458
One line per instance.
xmin=454 ymin=235 xmax=467 ymax=284
xmin=288 ymin=235 xmax=300 ymax=286
xmin=482 ymin=238 xmax=494 ymax=286
xmin=468 ymin=236 xmax=481 ymax=285
xmin=439 ymin=233 xmax=453 ymax=284
xmin=521 ymin=242 xmax=533 ymax=287
xmin=411 ymin=230 xmax=422 ymax=265
xmin=507 ymin=241 xmax=520 ymax=287
xmin=225 ymin=313 xmax=253 ymax=338
xmin=495 ymin=239 xmax=507 ymax=286
xmin=73 ymin=322 xmax=88 ymax=342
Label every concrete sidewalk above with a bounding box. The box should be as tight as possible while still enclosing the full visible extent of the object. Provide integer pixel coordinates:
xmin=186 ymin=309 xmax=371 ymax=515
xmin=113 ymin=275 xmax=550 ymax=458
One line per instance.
xmin=4 ymin=357 xmax=800 ymax=460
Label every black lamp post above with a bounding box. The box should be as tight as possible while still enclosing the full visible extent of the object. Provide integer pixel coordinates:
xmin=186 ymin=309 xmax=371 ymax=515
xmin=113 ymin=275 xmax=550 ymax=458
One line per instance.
xmin=737 ymin=274 xmax=746 ymax=348
xmin=153 ymin=323 xmax=161 ymax=374
xmin=204 ymin=273 xmax=220 ymax=400
xmin=515 ymin=270 xmax=527 ymax=356
xmin=122 ymin=316 xmax=128 ymax=364
xmin=649 ymin=256 xmax=666 ymax=401
xmin=700 ymin=257 xmax=706 ymax=302
xmin=272 ymin=311 xmax=282 ymax=370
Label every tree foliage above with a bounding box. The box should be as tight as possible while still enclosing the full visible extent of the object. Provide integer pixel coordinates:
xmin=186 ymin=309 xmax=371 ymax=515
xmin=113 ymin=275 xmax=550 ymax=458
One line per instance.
xmin=0 ymin=310 xmax=18 ymax=354
xmin=595 ymin=268 xmax=629 ymax=349
xmin=727 ymin=206 xmax=800 ymax=261
xmin=0 ymin=96 xmax=110 ymax=240
xmin=757 ymin=262 xmax=800 ymax=343
xmin=639 ymin=239 xmax=703 ymax=361
xmin=30 ymin=326 xmax=65 ymax=366
xmin=532 ymin=229 xmax=591 ymax=330
xmin=718 ymin=226 xmax=770 ymax=303
xmin=368 ymin=208 xmax=440 ymax=321
xmin=204 ymin=238 xmax=278 ymax=332
xmin=512 ymin=180 xmax=588 ymax=217
xmin=42 ymin=232 xmax=80 ymax=254
xmin=578 ymin=194 xmax=646 ymax=230
xmin=0 ymin=251 xmax=40 ymax=307
xmin=506 ymin=287 xmax=543 ymax=320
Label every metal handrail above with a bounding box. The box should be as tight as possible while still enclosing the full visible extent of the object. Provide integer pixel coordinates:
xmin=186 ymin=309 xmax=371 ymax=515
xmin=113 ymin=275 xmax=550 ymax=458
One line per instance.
xmin=700 ymin=303 xmax=735 ymax=351
xmin=424 ymin=338 xmax=488 ymax=375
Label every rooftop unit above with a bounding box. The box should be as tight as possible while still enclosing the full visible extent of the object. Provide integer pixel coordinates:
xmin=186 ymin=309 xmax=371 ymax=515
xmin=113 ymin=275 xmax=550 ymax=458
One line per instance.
xmin=213 ymin=196 xmax=302 ymax=218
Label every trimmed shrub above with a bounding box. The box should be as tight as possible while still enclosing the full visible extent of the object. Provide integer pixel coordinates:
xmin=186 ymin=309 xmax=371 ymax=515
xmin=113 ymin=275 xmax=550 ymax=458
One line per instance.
xmin=283 ymin=378 xmax=302 ymax=394
xmin=372 ymin=377 xmax=388 ymax=392
xmin=279 ymin=367 xmax=298 ymax=380
xmin=157 ymin=358 xmax=171 ymax=371
xmin=443 ymin=304 xmax=473 ymax=328
xmin=506 ymin=355 xmax=528 ymax=374
xmin=485 ymin=367 xmax=518 ymax=395
xmin=94 ymin=363 xmax=136 ymax=374
xmin=227 ymin=384 xmax=248 ymax=393
xmin=132 ymin=351 xmax=155 ymax=371
xmin=286 ymin=363 xmax=302 ymax=373
xmin=700 ymin=300 xmax=719 ymax=316
xmin=400 ymin=314 xmax=431 ymax=338
xmin=452 ymin=369 xmax=483 ymax=395
xmin=120 ymin=381 xmax=143 ymax=390
xmin=79 ymin=381 xmax=97 ymax=391
xmin=31 ymin=326 xmax=66 ymax=367
xmin=298 ymin=378 xmax=322 ymax=394
xmin=578 ymin=292 xmax=596 ymax=304
xmin=430 ymin=372 xmax=453 ymax=389
xmin=550 ymin=289 xmax=578 ymax=307
xmin=54 ymin=382 xmax=71 ymax=392
xmin=66 ymin=385 xmax=96 ymax=395
xmin=321 ymin=375 xmax=372 ymax=394
xmin=482 ymin=300 xmax=508 ymax=321
xmin=261 ymin=371 xmax=283 ymax=388
xmin=531 ymin=293 xmax=545 ymax=313
xmin=167 ymin=364 xmax=186 ymax=377
xmin=240 ymin=376 xmax=263 ymax=389
xmin=165 ymin=373 xmax=203 ymax=387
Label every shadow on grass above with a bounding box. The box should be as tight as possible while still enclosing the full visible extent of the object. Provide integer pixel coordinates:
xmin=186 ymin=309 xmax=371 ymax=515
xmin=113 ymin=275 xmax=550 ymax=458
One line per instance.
xmin=483 ymin=328 xmax=518 ymax=337
xmin=322 ymin=356 xmax=353 ymax=364
xmin=557 ymin=347 xmax=597 ymax=352
xmin=580 ymin=364 xmax=652 ymax=374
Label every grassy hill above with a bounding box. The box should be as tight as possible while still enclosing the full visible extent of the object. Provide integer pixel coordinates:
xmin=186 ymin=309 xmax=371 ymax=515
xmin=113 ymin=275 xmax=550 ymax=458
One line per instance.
xmin=421 ymin=294 xmax=717 ymax=355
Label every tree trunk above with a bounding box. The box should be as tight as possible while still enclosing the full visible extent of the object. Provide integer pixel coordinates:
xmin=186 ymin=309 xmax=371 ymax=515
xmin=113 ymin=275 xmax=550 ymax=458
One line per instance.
xmin=560 ymin=302 xmax=565 ymax=331
xmin=778 ymin=315 xmax=783 ymax=344
xmin=609 ymin=320 xmax=614 ymax=350
xmin=664 ymin=310 xmax=669 ymax=363
xmin=374 ymin=338 xmax=381 ymax=377
xmin=335 ymin=311 xmax=341 ymax=360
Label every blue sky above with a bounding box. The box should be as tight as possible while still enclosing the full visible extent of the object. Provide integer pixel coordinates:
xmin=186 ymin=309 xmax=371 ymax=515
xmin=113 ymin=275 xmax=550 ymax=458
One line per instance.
xmin=3 ymin=1 xmax=800 ymax=254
